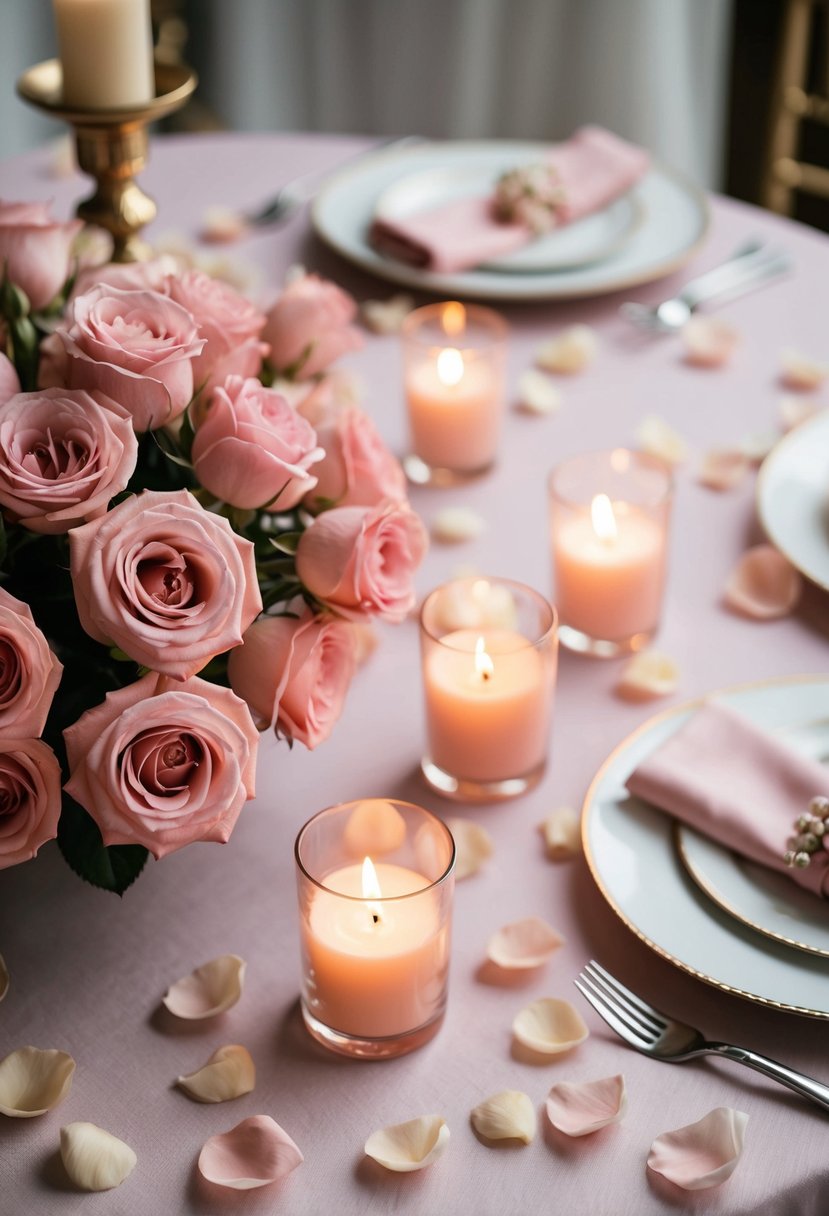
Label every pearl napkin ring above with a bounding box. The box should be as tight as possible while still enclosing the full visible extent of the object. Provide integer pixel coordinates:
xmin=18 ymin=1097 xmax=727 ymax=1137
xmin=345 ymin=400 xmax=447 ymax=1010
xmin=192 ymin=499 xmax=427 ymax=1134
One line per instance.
xmin=784 ymin=796 xmax=829 ymax=868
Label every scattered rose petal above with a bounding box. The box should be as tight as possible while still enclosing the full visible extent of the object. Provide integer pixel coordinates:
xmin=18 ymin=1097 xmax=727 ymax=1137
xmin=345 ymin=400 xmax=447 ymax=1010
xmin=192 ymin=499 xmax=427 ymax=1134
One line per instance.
xmin=198 ymin=1115 xmax=303 ymax=1190
xmin=512 ymin=998 xmax=589 ymax=1056
xmin=177 ymin=1045 xmax=256 ymax=1104
xmin=647 ymin=1107 xmax=748 ymax=1191
xmin=284 ymin=263 xmax=306 ymax=287
xmin=723 ymin=545 xmax=802 ymax=620
xmin=536 ymin=325 xmax=598 ymax=374
xmin=779 ymin=394 xmax=823 ymax=431
xmin=636 ymin=415 xmax=689 ymax=466
xmin=681 ymin=316 xmax=739 ymax=367
xmin=431 ymin=507 xmax=486 ymax=543
xmin=540 ymin=807 xmax=581 ymax=860
xmin=739 ymin=431 xmax=778 ymax=463
xmin=445 ymin=818 xmax=493 ymax=879
xmin=0 ymin=955 xmax=8 ymax=1003
xmin=431 ymin=577 xmax=518 ymax=632
xmin=343 ymin=799 xmax=407 ymax=857
xmin=60 ymin=1122 xmax=137 ymax=1191
xmin=364 ymin=1115 xmax=449 ymax=1172
xmin=780 ymin=347 xmax=829 ymax=391
xmin=697 ymin=449 xmax=750 ymax=491
xmin=471 ymin=1091 xmax=536 ymax=1144
xmin=0 ymin=1047 xmax=75 ymax=1117
xmin=200 ymin=206 xmax=249 ymax=244
xmin=162 ymin=955 xmax=246 ymax=1020
xmin=546 ymin=1074 xmax=627 ymax=1137
xmin=487 ymin=917 xmax=564 ymax=970
xmin=616 ymin=651 xmax=680 ymax=700
xmin=360 ymin=294 xmax=415 ymax=334
xmin=349 ymin=621 xmax=378 ymax=665
xmin=516 ymin=369 xmax=562 ymax=415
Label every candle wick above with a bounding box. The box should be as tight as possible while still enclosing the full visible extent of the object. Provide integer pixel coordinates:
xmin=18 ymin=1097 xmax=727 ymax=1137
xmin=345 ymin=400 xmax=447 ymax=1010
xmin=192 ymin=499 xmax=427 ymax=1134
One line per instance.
xmin=372 ymin=912 xmax=380 ymax=925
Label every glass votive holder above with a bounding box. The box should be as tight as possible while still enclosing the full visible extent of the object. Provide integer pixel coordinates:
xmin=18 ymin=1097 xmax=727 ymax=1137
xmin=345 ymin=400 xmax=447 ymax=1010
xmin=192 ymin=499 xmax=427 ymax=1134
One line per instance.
xmin=548 ymin=447 xmax=674 ymax=658
xmin=294 ymin=799 xmax=455 ymax=1060
xmin=419 ymin=576 xmax=558 ymax=802
xmin=401 ymin=300 xmax=508 ymax=486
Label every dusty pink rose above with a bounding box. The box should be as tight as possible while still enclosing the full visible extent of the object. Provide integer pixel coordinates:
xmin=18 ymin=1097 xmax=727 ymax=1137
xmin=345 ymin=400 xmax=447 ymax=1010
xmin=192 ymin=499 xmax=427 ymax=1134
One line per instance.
xmin=0 ymin=388 xmax=138 ymax=533
xmin=263 ymin=273 xmax=363 ymax=380
xmin=56 ymin=285 xmax=204 ymax=431
xmin=0 ymin=588 xmax=63 ymax=735
xmin=69 ymin=488 xmax=262 ymax=680
xmin=70 ymin=254 xmax=182 ymax=300
xmin=296 ymin=500 xmax=428 ymax=622
xmin=228 ymin=609 xmax=357 ymax=749
xmin=167 ymin=270 xmax=268 ymax=396
xmin=0 ymin=737 xmax=62 ymax=869
xmin=0 ymin=354 xmax=20 ymax=404
xmin=192 ymin=375 xmax=323 ymax=510
xmin=305 ymin=405 xmax=406 ymax=510
xmin=63 ymin=673 xmax=258 ymax=859
xmin=0 ymin=199 xmax=82 ymax=310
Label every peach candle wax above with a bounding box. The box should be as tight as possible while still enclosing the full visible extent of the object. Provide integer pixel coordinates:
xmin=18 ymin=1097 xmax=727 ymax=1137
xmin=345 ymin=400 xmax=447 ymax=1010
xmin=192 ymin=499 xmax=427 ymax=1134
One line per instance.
xmin=53 ymin=0 xmax=155 ymax=109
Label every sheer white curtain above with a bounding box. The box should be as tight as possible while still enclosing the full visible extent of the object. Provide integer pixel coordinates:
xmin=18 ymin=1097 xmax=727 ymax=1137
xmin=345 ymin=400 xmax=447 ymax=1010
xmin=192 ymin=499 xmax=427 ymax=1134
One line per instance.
xmin=3 ymin=0 xmax=734 ymax=190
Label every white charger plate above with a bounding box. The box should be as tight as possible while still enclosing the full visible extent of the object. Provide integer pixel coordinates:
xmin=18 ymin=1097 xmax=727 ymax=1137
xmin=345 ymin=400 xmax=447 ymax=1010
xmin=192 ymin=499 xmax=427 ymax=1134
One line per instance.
xmin=582 ymin=676 xmax=829 ymax=1018
xmin=757 ymin=410 xmax=829 ymax=592
xmin=312 ymin=139 xmax=709 ymax=302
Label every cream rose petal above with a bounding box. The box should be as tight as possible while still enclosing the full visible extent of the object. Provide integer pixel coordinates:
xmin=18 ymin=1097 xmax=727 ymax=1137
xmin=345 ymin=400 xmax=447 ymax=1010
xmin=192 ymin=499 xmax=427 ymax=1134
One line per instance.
xmin=360 ymin=294 xmax=415 ymax=334
xmin=647 ymin=1107 xmax=748 ymax=1191
xmin=431 ymin=507 xmax=486 ymax=544
xmin=616 ymin=651 xmax=680 ymax=701
xmin=364 ymin=1115 xmax=449 ymax=1172
xmin=697 ymin=449 xmax=750 ymax=491
xmin=343 ymin=799 xmax=407 ymax=857
xmin=546 ymin=1074 xmax=627 ymax=1137
xmin=432 ymin=578 xmax=518 ymax=632
xmin=780 ymin=347 xmax=829 ymax=391
xmin=739 ymin=430 xmax=778 ymax=463
xmin=536 ymin=325 xmax=598 ymax=374
xmin=516 ymin=369 xmax=562 ymax=415
xmin=487 ymin=916 xmax=564 ymax=970
xmin=445 ymin=817 xmax=493 ymax=879
xmin=471 ymin=1091 xmax=536 ymax=1144
xmin=162 ymin=955 xmax=246 ymax=1020
xmin=0 ymin=1047 xmax=75 ymax=1117
xmin=779 ymin=394 xmax=823 ymax=431
xmin=177 ymin=1044 xmax=256 ymax=1104
xmin=681 ymin=316 xmax=739 ymax=367
xmin=0 ymin=955 xmax=8 ymax=1003
xmin=199 ymin=206 xmax=249 ymax=244
xmin=198 ymin=1115 xmax=303 ymax=1190
xmin=60 ymin=1122 xmax=137 ymax=1191
xmin=540 ymin=807 xmax=581 ymax=860
xmin=723 ymin=545 xmax=802 ymax=620
xmin=512 ymin=998 xmax=589 ymax=1055
xmin=636 ymin=415 xmax=689 ymax=466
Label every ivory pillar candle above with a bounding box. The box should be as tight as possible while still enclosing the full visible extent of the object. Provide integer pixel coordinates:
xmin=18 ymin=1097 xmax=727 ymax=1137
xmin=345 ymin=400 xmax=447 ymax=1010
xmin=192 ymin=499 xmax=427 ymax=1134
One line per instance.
xmin=53 ymin=0 xmax=155 ymax=109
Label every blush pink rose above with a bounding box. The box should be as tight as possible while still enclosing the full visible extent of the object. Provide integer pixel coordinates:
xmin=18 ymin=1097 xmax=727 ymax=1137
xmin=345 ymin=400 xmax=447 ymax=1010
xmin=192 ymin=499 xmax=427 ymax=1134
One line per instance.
xmin=296 ymin=500 xmax=428 ymax=622
xmin=0 ymin=388 xmax=138 ymax=533
xmin=56 ymin=285 xmax=205 ymax=432
xmin=228 ymin=609 xmax=357 ymax=749
xmin=0 ymin=737 xmax=62 ymax=869
xmin=305 ymin=405 xmax=406 ymax=510
xmin=262 ymin=273 xmax=363 ymax=380
xmin=0 ymin=588 xmax=63 ymax=735
xmin=0 ymin=200 xmax=82 ymax=310
xmin=167 ymin=269 xmax=268 ymax=396
xmin=0 ymin=354 xmax=20 ymax=404
xmin=63 ymin=673 xmax=258 ymax=859
xmin=69 ymin=488 xmax=262 ymax=680
xmin=192 ymin=375 xmax=323 ymax=510
xmin=70 ymin=254 xmax=182 ymax=300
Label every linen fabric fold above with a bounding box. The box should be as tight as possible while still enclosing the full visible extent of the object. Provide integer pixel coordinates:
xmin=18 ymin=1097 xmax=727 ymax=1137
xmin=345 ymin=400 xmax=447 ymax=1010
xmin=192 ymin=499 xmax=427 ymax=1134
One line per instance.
xmin=369 ymin=126 xmax=650 ymax=273
xmin=625 ymin=699 xmax=829 ymax=898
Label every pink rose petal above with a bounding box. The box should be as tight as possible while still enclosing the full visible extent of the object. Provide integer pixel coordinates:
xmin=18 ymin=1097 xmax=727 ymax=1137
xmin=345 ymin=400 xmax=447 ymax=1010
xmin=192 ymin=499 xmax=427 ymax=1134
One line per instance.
xmin=647 ymin=1107 xmax=747 ymax=1191
xmin=697 ymin=449 xmax=750 ymax=491
xmin=546 ymin=1074 xmax=627 ymax=1137
xmin=682 ymin=316 xmax=739 ymax=367
xmin=198 ymin=1115 xmax=303 ymax=1190
xmin=723 ymin=544 xmax=802 ymax=620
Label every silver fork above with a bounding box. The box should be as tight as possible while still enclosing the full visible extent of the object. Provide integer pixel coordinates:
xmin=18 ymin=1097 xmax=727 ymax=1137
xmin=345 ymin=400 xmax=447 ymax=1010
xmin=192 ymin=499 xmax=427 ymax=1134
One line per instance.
xmin=575 ymin=960 xmax=829 ymax=1113
xmin=620 ymin=242 xmax=793 ymax=333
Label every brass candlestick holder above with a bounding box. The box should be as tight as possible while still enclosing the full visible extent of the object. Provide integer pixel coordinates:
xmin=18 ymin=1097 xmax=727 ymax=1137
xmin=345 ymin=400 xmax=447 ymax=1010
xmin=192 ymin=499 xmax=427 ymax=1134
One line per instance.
xmin=16 ymin=59 xmax=197 ymax=262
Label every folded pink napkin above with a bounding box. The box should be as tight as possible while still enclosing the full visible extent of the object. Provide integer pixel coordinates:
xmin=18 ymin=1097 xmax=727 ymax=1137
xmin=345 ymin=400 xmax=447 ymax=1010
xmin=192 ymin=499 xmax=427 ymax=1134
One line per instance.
xmin=369 ymin=125 xmax=650 ymax=273
xmin=626 ymin=700 xmax=829 ymax=898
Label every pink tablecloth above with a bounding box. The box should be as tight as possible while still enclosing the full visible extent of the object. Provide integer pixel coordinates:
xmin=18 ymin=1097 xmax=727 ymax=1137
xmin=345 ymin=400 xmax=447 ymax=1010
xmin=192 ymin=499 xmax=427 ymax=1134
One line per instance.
xmin=1 ymin=133 xmax=828 ymax=1216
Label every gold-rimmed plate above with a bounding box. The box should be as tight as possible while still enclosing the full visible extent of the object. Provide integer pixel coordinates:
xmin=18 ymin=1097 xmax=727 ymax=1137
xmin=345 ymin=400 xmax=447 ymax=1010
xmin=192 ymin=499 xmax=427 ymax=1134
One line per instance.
xmin=581 ymin=676 xmax=829 ymax=1019
xmin=757 ymin=410 xmax=829 ymax=592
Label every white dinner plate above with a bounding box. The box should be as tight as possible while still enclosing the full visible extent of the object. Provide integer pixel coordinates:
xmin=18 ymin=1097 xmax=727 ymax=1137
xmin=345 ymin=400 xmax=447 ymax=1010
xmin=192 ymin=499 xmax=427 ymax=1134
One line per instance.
xmin=373 ymin=162 xmax=644 ymax=273
xmin=757 ymin=410 xmax=829 ymax=592
xmin=582 ymin=676 xmax=829 ymax=1019
xmin=312 ymin=139 xmax=710 ymax=302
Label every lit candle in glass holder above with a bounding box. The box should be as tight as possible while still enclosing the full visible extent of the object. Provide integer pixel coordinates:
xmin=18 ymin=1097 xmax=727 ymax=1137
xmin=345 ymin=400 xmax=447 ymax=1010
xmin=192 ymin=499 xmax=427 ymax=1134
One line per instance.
xmin=402 ymin=301 xmax=508 ymax=485
xmin=548 ymin=448 xmax=673 ymax=657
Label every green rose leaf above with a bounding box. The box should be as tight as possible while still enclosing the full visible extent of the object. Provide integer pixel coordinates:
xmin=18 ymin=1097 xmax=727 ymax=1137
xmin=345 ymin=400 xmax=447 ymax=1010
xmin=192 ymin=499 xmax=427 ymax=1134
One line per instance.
xmin=57 ymin=801 xmax=148 ymax=896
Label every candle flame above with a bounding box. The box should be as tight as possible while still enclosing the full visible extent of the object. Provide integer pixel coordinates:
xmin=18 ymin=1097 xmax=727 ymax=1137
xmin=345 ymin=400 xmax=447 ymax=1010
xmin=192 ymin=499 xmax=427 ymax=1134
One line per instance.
xmin=474 ymin=635 xmax=494 ymax=682
xmin=591 ymin=493 xmax=618 ymax=543
xmin=362 ymin=855 xmax=383 ymax=924
xmin=437 ymin=347 xmax=464 ymax=387
xmin=442 ymin=301 xmax=466 ymax=337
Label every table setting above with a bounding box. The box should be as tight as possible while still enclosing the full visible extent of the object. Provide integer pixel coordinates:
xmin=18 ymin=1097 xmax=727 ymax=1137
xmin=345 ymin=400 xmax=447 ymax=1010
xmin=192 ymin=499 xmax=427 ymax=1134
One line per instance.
xmin=1 ymin=4 xmax=829 ymax=1213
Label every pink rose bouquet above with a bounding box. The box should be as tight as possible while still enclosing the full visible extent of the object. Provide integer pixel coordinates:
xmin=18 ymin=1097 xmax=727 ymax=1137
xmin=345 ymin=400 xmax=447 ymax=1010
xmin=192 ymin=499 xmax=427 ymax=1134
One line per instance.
xmin=0 ymin=203 xmax=425 ymax=892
